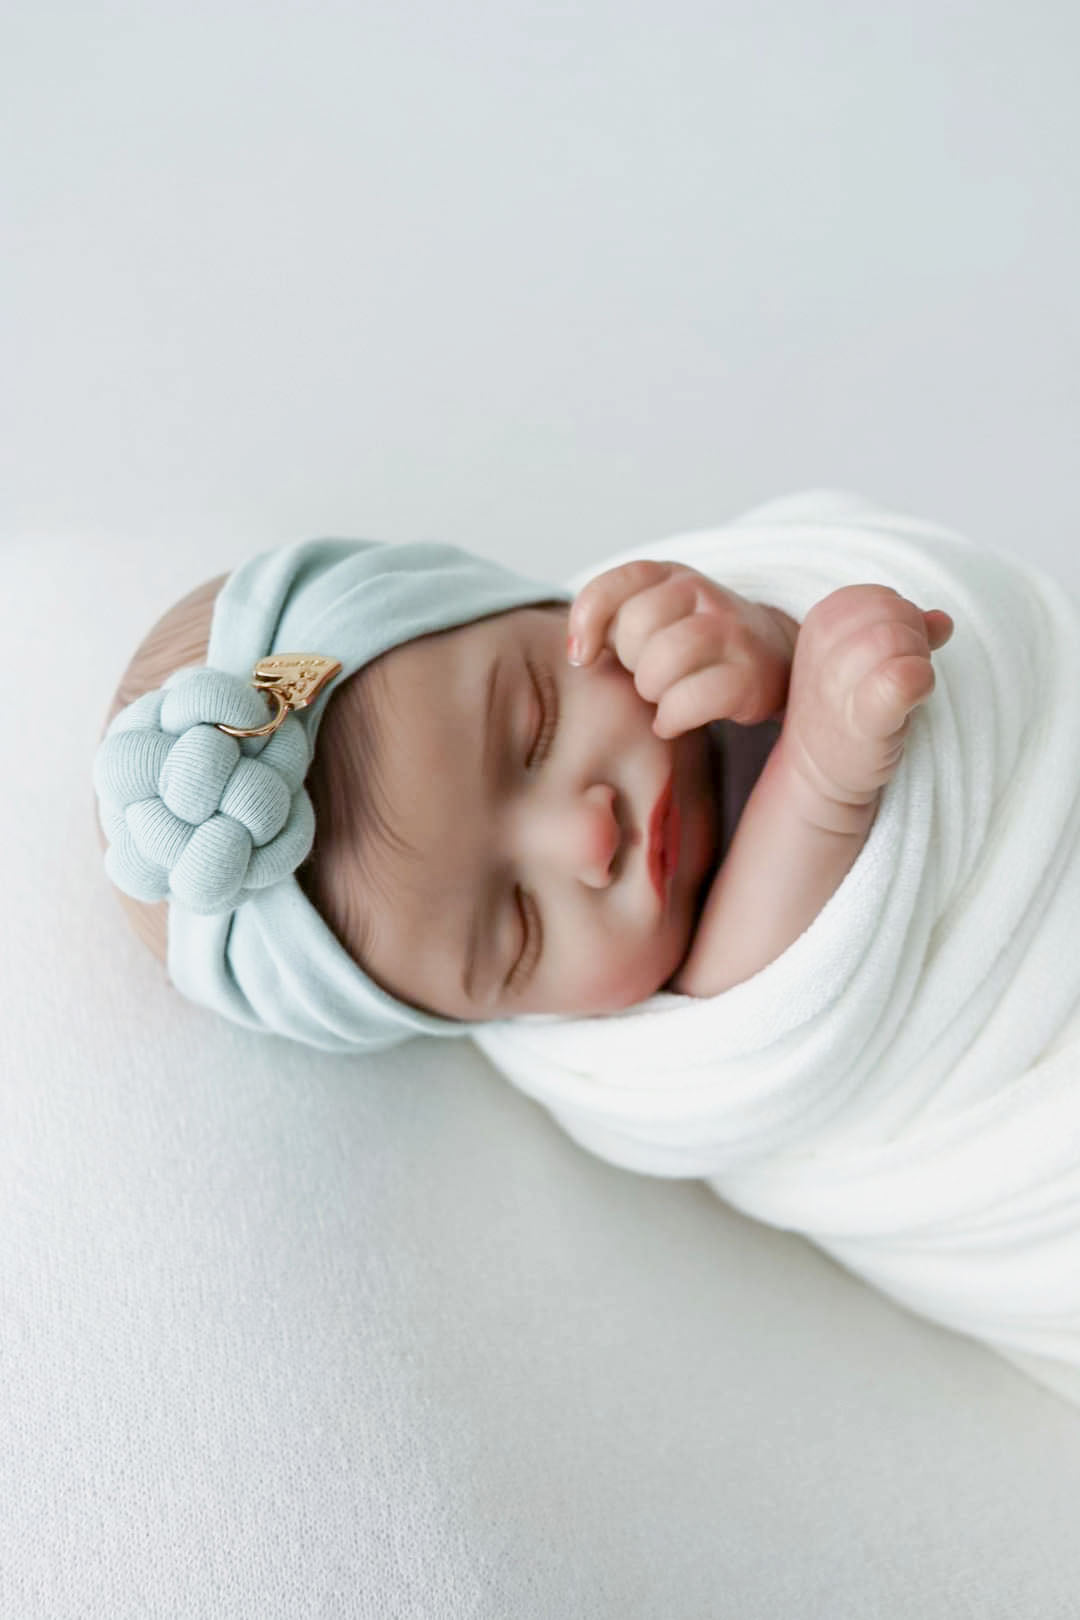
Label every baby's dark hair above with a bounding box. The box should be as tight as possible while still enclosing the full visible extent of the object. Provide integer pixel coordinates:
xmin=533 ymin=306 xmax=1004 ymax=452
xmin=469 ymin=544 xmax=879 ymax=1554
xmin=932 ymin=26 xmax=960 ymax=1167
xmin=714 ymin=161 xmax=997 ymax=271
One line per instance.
xmin=95 ymin=573 xmax=397 ymax=973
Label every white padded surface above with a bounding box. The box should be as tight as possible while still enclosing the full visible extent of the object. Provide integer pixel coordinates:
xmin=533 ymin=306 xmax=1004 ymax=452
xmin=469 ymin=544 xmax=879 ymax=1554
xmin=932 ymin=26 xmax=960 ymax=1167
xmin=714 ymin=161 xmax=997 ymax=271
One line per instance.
xmin=5 ymin=534 xmax=1080 ymax=1616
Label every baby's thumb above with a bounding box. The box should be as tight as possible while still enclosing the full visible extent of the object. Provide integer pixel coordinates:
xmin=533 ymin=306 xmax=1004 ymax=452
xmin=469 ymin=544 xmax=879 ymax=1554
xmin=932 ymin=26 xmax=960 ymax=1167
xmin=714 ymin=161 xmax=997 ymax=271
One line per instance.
xmin=922 ymin=608 xmax=954 ymax=650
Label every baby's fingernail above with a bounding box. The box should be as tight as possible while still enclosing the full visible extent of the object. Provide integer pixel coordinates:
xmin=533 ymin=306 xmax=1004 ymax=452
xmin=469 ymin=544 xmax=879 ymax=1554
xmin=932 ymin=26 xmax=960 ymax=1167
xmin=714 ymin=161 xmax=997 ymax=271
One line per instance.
xmin=567 ymin=633 xmax=583 ymax=666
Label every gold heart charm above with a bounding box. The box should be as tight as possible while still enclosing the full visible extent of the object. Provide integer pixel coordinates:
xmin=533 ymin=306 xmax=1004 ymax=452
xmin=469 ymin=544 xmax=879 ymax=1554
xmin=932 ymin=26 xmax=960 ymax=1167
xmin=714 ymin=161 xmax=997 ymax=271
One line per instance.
xmin=215 ymin=652 xmax=344 ymax=739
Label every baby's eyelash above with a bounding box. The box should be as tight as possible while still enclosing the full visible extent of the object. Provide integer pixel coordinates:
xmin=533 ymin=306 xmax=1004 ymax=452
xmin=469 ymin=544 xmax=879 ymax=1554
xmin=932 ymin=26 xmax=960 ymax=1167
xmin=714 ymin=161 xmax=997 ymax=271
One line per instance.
xmin=507 ymin=888 xmax=541 ymax=991
xmin=528 ymin=661 xmax=559 ymax=768
xmin=508 ymin=658 xmax=557 ymax=994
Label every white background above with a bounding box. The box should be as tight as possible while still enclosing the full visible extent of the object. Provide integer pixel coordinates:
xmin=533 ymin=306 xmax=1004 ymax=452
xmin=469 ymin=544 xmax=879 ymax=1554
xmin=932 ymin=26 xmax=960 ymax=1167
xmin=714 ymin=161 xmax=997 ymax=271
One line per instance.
xmin=4 ymin=1 xmax=1078 ymax=584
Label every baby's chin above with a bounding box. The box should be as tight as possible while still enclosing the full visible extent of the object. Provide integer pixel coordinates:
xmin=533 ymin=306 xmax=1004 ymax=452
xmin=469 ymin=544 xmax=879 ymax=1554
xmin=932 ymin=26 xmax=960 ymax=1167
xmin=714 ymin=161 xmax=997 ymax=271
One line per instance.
xmin=572 ymin=928 xmax=696 ymax=1015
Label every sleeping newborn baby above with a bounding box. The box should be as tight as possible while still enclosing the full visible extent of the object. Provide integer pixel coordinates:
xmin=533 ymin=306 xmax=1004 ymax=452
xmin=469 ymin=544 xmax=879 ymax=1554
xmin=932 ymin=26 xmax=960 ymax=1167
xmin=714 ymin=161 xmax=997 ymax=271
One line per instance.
xmin=95 ymin=541 xmax=952 ymax=1024
xmin=96 ymin=494 xmax=1080 ymax=1401
xmin=321 ymin=565 xmax=952 ymax=1016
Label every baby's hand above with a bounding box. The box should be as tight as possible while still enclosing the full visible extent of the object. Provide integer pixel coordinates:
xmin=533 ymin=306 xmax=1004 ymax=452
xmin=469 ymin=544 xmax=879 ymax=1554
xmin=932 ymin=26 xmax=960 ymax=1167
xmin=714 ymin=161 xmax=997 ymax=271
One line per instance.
xmin=782 ymin=584 xmax=954 ymax=809
xmin=566 ymin=559 xmax=798 ymax=735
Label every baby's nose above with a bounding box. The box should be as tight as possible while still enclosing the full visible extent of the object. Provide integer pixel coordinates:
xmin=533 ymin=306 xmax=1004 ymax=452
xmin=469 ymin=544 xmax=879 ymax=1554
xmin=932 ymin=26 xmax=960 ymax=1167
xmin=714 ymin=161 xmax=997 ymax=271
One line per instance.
xmin=561 ymin=782 xmax=620 ymax=887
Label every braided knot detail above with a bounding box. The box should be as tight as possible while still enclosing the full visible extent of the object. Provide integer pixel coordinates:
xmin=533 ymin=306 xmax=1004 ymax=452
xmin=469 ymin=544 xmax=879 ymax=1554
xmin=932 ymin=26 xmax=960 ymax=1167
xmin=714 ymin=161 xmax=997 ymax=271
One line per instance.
xmin=94 ymin=666 xmax=317 ymax=915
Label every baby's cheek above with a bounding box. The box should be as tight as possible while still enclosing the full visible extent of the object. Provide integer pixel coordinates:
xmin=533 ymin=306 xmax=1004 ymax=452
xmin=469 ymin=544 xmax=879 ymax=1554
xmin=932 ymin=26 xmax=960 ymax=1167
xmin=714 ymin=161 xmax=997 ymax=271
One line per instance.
xmin=577 ymin=935 xmax=673 ymax=1012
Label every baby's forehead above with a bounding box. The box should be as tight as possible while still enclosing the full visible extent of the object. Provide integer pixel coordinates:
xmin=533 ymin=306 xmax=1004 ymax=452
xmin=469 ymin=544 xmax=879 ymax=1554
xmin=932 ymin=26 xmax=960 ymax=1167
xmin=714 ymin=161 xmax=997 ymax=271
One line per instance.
xmin=363 ymin=596 xmax=569 ymax=737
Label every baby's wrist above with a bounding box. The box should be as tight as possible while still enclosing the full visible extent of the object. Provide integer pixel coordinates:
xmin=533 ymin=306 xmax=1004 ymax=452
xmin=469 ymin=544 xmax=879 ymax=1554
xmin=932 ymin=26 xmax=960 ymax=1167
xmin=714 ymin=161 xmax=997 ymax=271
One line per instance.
xmin=775 ymin=731 xmax=881 ymax=835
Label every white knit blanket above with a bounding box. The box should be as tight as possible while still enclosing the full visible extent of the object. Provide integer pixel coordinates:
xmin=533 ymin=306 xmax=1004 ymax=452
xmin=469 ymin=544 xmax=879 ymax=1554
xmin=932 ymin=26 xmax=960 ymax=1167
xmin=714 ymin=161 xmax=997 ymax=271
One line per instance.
xmin=473 ymin=489 xmax=1080 ymax=1407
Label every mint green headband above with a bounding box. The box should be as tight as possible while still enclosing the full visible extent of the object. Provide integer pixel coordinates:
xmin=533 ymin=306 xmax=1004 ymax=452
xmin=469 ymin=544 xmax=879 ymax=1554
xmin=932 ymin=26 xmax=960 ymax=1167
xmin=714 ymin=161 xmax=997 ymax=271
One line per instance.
xmin=94 ymin=538 xmax=571 ymax=1052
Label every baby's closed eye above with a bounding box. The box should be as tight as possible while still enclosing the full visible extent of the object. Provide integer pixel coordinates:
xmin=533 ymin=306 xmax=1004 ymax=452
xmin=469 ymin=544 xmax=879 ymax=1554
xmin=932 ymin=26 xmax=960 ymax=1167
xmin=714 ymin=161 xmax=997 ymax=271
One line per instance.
xmin=526 ymin=660 xmax=559 ymax=768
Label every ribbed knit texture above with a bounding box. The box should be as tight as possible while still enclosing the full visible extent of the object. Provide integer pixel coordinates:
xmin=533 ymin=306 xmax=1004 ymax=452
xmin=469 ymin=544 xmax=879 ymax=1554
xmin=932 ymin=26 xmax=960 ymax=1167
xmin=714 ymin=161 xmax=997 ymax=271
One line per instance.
xmin=93 ymin=667 xmax=314 ymax=915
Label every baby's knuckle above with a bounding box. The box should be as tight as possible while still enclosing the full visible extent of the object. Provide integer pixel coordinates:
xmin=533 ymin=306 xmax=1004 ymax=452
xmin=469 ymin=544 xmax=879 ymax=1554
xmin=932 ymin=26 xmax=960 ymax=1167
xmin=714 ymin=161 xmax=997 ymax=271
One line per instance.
xmin=682 ymin=566 xmax=722 ymax=604
xmin=814 ymin=583 xmax=906 ymax=636
xmin=679 ymin=609 xmax=724 ymax=654
xmin=864 ymin=617 xmax=925 ymax=667
xmin=614 ymin=558 xmax=671 ymax=597
xmin=866 ymin=620 xmax=909 ymax=661
xmin=805 ymin=588 xmax=861 ymax=637
xmin=576 ymin=558 xmax=653 ymax=608
xmin=852 ymin=583 xmax=905 ymax=610
xmin=876 ymin=662 xmax=907 ymax=702
xmin=616 ymin=591 xmax=657 ymax=643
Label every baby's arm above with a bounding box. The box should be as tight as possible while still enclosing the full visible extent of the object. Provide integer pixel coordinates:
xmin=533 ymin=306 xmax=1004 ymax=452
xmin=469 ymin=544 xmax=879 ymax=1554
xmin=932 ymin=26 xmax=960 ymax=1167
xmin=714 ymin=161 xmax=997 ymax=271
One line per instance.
xmin=567 ymin=565 xmax=953 ymax=999
xmin=674 ymin=585 xmax=953 ymax=995
xmin=673 ymin=728 xmax=875 ymax=994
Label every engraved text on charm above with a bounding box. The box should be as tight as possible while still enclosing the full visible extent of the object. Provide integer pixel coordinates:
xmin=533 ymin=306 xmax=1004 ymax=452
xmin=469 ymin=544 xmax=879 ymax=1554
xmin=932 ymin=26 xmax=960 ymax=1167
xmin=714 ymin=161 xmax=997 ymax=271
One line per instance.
xmin=215 ymin=652 xmax=344 ymax=739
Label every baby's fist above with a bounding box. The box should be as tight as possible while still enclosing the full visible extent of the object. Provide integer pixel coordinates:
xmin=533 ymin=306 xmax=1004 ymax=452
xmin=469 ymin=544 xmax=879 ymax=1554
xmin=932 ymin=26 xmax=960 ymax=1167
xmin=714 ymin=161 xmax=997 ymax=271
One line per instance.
xmin=567 ymin=559 xmax=796 ymax=734
xmin=785 ymin=584 xmax=954 ymax=806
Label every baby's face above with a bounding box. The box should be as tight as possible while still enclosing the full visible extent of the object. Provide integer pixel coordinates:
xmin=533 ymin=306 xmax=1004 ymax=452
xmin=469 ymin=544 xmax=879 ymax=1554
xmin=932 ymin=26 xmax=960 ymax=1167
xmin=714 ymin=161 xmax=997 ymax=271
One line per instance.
xmin=355 ymin=601 xmax=720 ymax=1021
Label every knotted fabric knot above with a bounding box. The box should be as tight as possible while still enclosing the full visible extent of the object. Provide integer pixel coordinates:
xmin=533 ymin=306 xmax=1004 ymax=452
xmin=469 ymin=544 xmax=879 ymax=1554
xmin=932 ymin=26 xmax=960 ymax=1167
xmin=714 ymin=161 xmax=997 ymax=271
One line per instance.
xmin=94 ymin=665 xmax=315 ymax=916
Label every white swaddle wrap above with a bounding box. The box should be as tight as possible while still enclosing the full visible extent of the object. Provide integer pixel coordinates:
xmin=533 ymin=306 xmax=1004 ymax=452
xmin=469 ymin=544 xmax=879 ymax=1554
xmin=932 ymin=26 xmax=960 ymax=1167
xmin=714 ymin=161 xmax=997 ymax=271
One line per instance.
xmin=473 ymin=489 xmax=1080 ymax=1407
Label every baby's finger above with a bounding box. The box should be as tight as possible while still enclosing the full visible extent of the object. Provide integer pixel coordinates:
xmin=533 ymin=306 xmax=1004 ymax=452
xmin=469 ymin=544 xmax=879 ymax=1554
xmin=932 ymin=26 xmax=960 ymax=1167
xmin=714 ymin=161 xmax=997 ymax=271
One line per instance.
xmin=633 ymin=611 xmax=732 ymax=705
xmin=852 ymin=653 xmax=935 ymax=739
xmin=923 ymin=609 xmax=954 ymax=650
xmin=568 ymin=560 xmax=684 ymax=667
xmin=652 ymin=664 xmax=755 ymax=738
